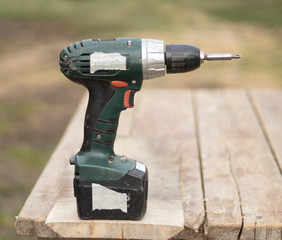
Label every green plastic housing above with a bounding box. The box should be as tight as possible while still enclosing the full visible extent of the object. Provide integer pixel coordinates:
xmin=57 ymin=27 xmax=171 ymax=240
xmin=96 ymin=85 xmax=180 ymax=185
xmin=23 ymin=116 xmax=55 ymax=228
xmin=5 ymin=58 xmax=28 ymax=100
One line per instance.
xmin=60 ymin=38 xmax=144 ymax=181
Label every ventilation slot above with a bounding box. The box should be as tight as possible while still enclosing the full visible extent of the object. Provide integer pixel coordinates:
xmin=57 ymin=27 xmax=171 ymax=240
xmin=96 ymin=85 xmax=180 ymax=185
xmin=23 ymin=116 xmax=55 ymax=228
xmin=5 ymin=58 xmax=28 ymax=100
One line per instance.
xmin=81 ymin=69 xmax=90 ymax=74
xmin=78 ymin=54 xmax=90 ymax=63
xmin=95 ymin=70 xmax=118 ymax=74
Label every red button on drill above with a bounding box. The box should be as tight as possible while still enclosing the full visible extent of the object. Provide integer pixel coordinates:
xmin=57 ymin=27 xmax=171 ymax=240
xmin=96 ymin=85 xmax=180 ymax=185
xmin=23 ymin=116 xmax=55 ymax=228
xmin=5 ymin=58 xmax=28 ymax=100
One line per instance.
xmin=124 ymin=90 xmax=133 ymax=108
xmin=111 ymin=81 xmax=128 ymax=88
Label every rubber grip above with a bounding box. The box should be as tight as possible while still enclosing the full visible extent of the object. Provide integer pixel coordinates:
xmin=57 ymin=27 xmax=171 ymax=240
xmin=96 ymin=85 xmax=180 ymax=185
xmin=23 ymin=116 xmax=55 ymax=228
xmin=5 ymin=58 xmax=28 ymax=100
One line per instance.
xmin=81 ymin=81 xmax=115 ymax=152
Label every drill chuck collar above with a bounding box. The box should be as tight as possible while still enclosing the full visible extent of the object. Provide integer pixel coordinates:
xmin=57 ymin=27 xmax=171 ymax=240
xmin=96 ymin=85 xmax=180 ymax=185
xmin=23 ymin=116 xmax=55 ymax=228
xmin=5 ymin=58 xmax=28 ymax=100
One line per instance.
xmin=60 ymin=37 xmax=241 ymax=220
xmin=165 ymin=44 xmax=201 ymax=73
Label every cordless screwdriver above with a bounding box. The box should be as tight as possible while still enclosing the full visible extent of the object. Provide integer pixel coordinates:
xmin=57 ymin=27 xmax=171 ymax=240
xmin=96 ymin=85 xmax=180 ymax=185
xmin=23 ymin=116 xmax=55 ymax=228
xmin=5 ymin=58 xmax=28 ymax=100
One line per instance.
xmin=59 ymin=37 xmax=241 ymax=220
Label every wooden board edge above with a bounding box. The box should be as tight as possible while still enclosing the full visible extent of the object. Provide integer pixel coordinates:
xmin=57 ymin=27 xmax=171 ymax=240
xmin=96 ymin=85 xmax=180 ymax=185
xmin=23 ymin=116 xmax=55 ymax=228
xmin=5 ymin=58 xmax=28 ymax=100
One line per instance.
xmin=45 ymin=198 xmax=184 ymax=239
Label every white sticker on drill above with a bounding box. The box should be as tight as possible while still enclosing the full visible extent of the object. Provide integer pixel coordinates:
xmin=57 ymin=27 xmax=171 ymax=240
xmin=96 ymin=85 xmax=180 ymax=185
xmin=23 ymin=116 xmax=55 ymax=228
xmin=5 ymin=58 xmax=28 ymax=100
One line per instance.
xmin=90 ymin=52 xmax=126 ymax=73
xmin=136 ymin=162 xmax=146 ymax=172
xmin=92 ymin=183 xmax=127 ymax=213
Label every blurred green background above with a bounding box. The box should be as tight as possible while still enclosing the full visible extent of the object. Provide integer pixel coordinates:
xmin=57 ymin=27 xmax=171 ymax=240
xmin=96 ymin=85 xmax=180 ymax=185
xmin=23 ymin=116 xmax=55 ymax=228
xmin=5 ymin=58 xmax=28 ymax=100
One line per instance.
xmin=0 ymin=0 xmax=281 ymax=239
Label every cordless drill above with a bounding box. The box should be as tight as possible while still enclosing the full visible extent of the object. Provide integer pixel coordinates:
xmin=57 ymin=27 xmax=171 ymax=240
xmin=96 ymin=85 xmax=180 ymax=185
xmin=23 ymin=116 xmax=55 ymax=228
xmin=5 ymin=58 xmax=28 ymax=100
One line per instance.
xmin=59 ymin=37 xmax=241 ymax=220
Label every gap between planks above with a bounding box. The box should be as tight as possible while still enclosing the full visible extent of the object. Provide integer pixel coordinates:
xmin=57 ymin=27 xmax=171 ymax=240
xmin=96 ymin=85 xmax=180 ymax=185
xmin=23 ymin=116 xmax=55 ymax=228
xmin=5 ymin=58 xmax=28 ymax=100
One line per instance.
xmin=247 ymin=89 xmax=282 ymax=175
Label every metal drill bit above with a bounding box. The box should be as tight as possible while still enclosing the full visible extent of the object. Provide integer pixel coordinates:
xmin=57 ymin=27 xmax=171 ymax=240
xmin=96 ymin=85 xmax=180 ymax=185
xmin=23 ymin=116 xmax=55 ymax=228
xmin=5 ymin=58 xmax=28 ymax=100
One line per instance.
xmin=200 ymin=52 xmax=242 ymax=63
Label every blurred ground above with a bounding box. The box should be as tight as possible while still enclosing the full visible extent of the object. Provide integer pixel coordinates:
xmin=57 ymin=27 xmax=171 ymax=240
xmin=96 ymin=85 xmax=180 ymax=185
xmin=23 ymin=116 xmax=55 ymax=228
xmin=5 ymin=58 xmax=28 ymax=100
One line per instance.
xmin=0 ymin=0 xmax=281 ymax=239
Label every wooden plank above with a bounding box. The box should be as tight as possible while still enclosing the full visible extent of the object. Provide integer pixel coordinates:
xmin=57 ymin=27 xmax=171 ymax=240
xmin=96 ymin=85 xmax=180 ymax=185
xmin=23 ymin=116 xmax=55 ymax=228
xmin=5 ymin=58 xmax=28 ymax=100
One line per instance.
xmin=222 ymin=89 xmax=282 ymax=240
xmin=195 ymin=89 xmax=243 ymax=240
xmin=46 ymin=90 xmax=200 ymax=239
xmin=46 ymin=195 xmax=183 ymax=239
xmin=17 ymin=88 xmax=282 ymax=240
xmin=249 ymin=89 xmax=282 ymax=173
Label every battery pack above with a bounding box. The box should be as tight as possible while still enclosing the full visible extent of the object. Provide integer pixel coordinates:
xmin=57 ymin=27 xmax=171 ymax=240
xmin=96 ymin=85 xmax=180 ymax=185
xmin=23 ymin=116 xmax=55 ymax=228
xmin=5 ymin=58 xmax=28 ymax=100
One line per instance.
xmin=73 ymin=164 xmax=148 ymax=220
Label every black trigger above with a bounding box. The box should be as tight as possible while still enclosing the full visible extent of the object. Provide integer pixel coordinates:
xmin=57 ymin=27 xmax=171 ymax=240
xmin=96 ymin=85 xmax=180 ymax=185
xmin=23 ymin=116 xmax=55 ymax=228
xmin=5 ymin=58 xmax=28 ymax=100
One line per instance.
xmin=129 ymin=90 xmax=137 ymax=107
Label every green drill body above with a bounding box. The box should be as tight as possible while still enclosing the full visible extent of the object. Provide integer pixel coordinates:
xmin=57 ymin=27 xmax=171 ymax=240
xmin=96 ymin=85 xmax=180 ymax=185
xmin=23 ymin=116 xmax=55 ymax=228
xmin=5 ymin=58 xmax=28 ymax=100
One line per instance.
xmin=60 ymin=38 xmax=144 ymax=182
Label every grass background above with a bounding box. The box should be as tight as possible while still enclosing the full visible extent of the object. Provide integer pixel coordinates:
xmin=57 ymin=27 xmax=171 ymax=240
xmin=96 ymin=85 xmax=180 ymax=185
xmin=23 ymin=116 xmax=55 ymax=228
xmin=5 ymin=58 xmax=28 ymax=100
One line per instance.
xmin=0 ymin=0 xmax=281 ymax=239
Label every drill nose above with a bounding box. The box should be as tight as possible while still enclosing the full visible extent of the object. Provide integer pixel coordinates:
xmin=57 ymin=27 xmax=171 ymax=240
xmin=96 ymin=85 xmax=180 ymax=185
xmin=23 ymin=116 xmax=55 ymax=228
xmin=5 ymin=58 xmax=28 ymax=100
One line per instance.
xmin=60 ymin=57 xmax=78 ymax=76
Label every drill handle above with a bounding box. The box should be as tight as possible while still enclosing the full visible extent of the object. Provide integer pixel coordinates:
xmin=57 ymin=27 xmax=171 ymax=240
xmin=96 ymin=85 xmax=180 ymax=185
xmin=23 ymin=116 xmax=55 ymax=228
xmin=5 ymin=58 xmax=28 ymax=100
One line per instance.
xmin=81 ymin=81 xmax=115 ymax=152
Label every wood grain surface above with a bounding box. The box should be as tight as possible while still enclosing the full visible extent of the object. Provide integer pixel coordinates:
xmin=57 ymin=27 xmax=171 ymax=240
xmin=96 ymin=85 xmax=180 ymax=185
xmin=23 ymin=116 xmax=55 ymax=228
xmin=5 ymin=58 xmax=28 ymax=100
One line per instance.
xmin=15 ymin=89 xmax=282 ymax=240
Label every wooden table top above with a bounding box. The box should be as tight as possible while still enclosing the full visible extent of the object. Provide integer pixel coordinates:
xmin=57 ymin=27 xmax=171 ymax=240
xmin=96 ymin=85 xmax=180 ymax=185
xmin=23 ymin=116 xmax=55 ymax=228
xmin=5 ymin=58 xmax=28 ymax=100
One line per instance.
xmin=15 ymin=89 xmax=282 ymax=240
